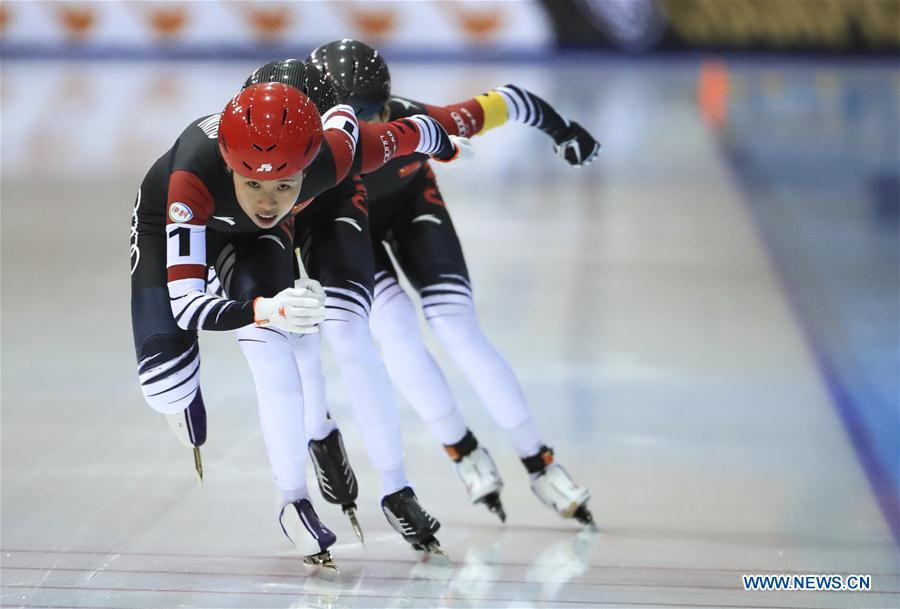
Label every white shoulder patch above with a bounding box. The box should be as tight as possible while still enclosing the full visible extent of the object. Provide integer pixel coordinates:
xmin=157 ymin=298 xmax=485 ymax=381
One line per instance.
xmin=169 ymin=202 xmax=194 ymax=223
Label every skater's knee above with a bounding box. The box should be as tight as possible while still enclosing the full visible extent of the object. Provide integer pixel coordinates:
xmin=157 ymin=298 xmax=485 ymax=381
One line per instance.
xmin=322 ymin=315 xmax=380 ymax=364
xmin=420 ymin=278 xmax=475 ymax=323
xmin=425 ymin=301 xmax=479 ymax=337
xmin=136 ymin=334 xmax=202 ymax=414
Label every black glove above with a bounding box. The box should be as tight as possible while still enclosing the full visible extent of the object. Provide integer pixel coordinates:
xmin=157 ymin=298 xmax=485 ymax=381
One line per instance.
xmin=553 ymin=121 xmax=600 ymax=167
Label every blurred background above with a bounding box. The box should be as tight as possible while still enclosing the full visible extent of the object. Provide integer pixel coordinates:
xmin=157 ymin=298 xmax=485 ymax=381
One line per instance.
xmin=2 ymin=1 xmax=898 ymax=608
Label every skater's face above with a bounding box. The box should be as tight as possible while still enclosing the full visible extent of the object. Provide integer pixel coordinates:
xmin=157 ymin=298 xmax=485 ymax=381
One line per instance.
xmin=232 ymin=170 xmax=304 ymax=229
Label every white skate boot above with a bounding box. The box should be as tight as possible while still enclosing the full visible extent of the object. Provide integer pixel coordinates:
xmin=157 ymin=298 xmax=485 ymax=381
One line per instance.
xmin=525 ymin=446 xmax=594 ymax=526
xmin=278 ymin=498 xmax=339 ymax=571
xmin=454 ymin=447 xmax=506 ymax=522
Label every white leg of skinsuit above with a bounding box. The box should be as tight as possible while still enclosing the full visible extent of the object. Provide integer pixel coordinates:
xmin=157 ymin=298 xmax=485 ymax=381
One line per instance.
xmin=290 ymin=331 xmax=337 ymax=443
xmin=370 ymin=275 xmax=468 ymax=446
xmin=422 ymin=284 xmax=544 ymax=459
xmin=236 ymin=324 xmax=310 ymax=505
xmin=319 ymin=290 xmax=409 ymax=496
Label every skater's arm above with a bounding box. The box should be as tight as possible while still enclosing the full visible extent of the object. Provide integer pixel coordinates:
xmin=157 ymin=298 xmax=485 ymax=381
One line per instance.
xmin=352 ymin=115 xmax=461 ymax=174
xmin=164 ymin=172 xmax=322 ymax=333
xmin=397 ymin=87 xmax=600 ymax=166
xmin=301 ymin=113 xmax=460 ymax=199
xmin=164 ymin=170 xmax=255 ymax=331
xmin=298 ymin=105 xmax=360 ymax=200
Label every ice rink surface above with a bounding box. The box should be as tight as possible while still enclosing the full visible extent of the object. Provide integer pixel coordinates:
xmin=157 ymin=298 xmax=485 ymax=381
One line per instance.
xmin=2 ymin=59 xmax=898 ymax=608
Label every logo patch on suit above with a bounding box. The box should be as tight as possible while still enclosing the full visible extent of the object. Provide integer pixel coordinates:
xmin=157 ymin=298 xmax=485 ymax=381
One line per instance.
xmin=168 ymin=202 xmax=193 ymax=223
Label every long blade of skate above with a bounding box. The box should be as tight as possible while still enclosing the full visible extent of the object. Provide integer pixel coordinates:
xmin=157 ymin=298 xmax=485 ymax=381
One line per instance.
xmin=304 ymin=550 xmax=339 ymax=572
xmin=421 ymin=542 xmax=450 ymax=562
xmin=192 ymin=446 xmax=203 ymax=484
xmin=412 ymin=536 xmax=449 ymax=561
xmin=344 ymin=507 xmax=365 ymax=545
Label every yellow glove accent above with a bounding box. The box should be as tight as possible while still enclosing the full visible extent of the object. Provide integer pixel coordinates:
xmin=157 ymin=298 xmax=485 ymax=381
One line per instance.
xmin=475 ymin=90 xmax=509 ymax=134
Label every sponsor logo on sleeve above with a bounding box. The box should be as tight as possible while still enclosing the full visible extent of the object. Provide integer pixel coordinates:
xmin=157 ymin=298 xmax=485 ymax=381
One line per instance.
xmin=168 ymin=201 xmax=194 ymax=223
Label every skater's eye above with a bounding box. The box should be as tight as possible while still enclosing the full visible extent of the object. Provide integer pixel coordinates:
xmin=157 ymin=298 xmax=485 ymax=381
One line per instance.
xmin=277 ymin=183 xmax=294 ymax=191
xmin=246 ymin=181 xmax=260 ymax=189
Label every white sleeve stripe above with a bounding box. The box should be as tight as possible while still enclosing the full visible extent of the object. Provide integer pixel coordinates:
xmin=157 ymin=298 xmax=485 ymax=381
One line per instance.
xmin=173 ymin=292 xmax=212 ymax=322
xmin=410 ymin=116 xmax=442 ymax=155
xmin=215 ymin=301 xmax=234 ymax=324
xmin=168 ymin=277 xmax=207 ymax=298
xmin=195 ymin=296 xmax=222 ymax=329
xmin=497 ymin=87 xmax=523 ymax=122
xmin=322 ymin=104 xmax=359 ymax=149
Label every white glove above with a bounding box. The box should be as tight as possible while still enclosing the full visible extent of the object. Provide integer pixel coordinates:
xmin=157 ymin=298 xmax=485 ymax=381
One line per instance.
xmin=434 ymin=135 xmax=474 ymax=170
xmin=253 ymin=282 xmax=325 ymax=334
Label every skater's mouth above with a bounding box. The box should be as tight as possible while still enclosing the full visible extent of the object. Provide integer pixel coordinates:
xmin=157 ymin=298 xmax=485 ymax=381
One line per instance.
xmin=255 ymin=212 xmax=278 ymax=226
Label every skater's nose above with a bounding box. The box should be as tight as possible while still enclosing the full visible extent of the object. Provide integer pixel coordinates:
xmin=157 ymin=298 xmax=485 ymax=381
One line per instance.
xmin=258 ymin=195 xmax=278 ymax=213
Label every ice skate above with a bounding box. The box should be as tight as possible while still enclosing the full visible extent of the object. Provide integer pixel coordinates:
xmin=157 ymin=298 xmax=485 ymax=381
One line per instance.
xmin=453 ymin=446 xmax=506 ymax=522
xmin=381 ymin=487 xmax=446 ymax=558
xmin=279 ymin=498 xmax=339 ymax=571
xmin=524 ymin=447 xmax=594 ymax=527
xmin=165 ymin=391 xmax=207 ymax=484
xmin=308 ymin=428 xmax=364 ymax=544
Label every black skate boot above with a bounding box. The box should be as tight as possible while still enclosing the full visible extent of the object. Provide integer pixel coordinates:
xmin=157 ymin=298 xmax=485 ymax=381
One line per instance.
xmin=523 ymin=446 xmax=595 ymax=527
xmin=279 ymin=498 xmax=339 ymax=571
xmin=445 ymin=430 xmax=506 ymax=522
xmin=381 ymin=487 xmax=445 ymax=558
xmin=308 ymin=428 xmax=364 ymax=544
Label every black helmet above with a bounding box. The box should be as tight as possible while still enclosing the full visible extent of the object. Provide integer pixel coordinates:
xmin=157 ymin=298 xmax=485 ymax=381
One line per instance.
xmin=308 ymin=39 xmax=390 ymax=121
xmin=243 ymin=58 xmax=339 ymax=115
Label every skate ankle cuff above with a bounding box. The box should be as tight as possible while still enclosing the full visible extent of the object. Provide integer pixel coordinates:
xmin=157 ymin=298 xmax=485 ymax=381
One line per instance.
xmin=522 ymin=445 xmax=554 ymax=474
xmin=444 ymin=429 xmax=478 ymax=462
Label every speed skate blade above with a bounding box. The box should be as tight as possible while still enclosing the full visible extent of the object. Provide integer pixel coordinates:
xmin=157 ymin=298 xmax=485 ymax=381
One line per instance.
xmin=193 ymin=447 xmax=203 ymax=484
xmin=344 ymin=506 xmax=365 ymax=545
xmin=412 ymin=536 xmax=449 ymax=562
xmin=304 ymin=550 xmax=338 ymax=572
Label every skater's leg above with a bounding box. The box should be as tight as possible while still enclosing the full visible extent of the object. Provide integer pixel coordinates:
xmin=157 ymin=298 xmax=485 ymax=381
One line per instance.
xmin=290 ymin=331 xmax=336 ymax=442
xmin=370 ymin=268 xmax=467 ymax=446
xmin=238 ymin=325 xmax=310 ymax=503
xmin=425 ymin=298 xmax=543 ymax=457
xmin=130 ymin=177 xmax=207 ymax=480
xmin=388 ymin=169 xmax=543 ymax=457
xmin=223 ymin=227 xmax=312 ymax=504
xmin=291 ymin=302 xmax=362 ymax=541
xmin=299 ymin=180 xmax=409 ymax=496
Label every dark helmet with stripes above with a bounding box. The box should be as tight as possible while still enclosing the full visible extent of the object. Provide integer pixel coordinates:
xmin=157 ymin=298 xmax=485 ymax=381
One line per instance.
xmin=308 ymin=39 xmax=390 ymax=120
xmin=243 ymin=58 xmax=339 ymax=115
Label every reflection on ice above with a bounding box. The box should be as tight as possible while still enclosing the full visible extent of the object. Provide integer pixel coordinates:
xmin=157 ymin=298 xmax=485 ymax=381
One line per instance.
xmin=526 ymin=528 xmax=598 ymax=601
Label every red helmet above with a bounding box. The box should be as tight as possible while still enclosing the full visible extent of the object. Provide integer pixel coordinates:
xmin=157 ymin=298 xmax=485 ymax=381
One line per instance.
xmin=218 ymin=82 xmax=323 ymax=180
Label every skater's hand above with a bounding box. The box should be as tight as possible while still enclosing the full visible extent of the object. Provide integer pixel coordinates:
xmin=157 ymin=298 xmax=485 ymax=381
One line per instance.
xmin=254 ymin=284 xmax=325 ymax=334
xmin=294 ymin=277 xmax=325 ymax=302
xmin=435 ymin=135 xmax=474 ymax=167
xmin=553 ymin=121 xmax=600 ymax=167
